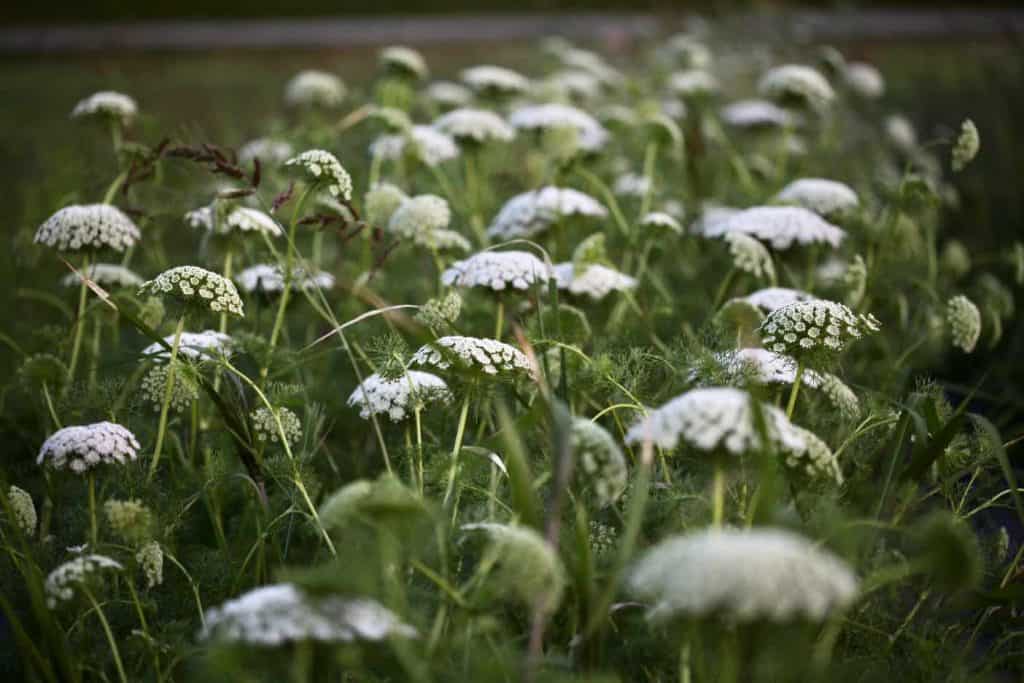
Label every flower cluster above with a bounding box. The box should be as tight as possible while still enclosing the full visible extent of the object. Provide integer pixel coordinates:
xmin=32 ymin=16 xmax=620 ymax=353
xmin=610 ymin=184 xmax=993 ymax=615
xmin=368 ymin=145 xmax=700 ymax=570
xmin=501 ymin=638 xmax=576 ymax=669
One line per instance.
xmin=347 ymin=371 xmax=451 ymax=422
xmin=640 ymin=211 xmax=683 ymax=234
xmin=416 ymin=291 xmax=462 ymax=331
xmin=462 ymin=523 xmax=566 ymax=614
xmin=238 ymin=137 xmax=294 ymax=165
xmin=284 ymin=70 xmax=345 ymax=108
xmin=442 ymin=250 xmax=550 ymax=292
xmin=104 ymin=499 xmax=153 ymax=544
xmin=433 ymin=108 xmax=515 ymax=144
xmin=461 ymin=65 xmax=530 ymax=95
xmin=222 ymin=208 xmax=284 ymax=238
xmin=844 ymin=62 xmax=885 ymax=99
xmin=45 ymin=554 xmax=123 ymax=608
xmin=387 ymin=194 xmax=452 ymax=239
xmin=61 ymin=263 xmax=143 ymax=288
xmin=136 ymin=541 xmax=164 ymax=589
xmin=724 ymin=232 xmax=775 ymax=280
xmin=708 ymin=206 xmax=845 ymax=250
xmin=410 ymin=336 xmax=531 ymax=376
xmin=669 ymin=69 xmax=719 ymax=97
xmin=380 ymin=45 xmax=428 ymax=80
xmin=139 ymin=266 xmax=245 ymax=317
xmin=952 ymin=118 xmax=980 ymax=172
xmin=720 ymin=99 xmax=795 ymax=129
xmin=142 ymin=329 xmax=233 ymax=361
xmin=140 ymin=362 xmax=199 ymax=413
xmin=35 ymin=204 xmax=141 ymax=253
xmin=785 ymin=426 xmax=844 ymax=485
xmin=70 ymin=91 xmax=137 ymax=123
xmin=487 ymin=186 xmax=607 ymax=240
xmin=760 ymin=299 xmax=881 ymax=355
xmin=7 ymin=485 xmax=36 ymax=536
xmin=742 ymin=287 xmax=817 ymax=313
xmin=234 ymin=264 xmax=335 ymax=293
xmin=425 ymin=81 xmax=473 ymax=108
xmin=571 ymin=418 xmax=628 ymax=507
xmin=758 ymin=64 xmax=836 ymax=110
xmin=947 ymin=295 xmax=981 ymax=353
xmin=553 ymin=262 xmax=637 ymax=300
xmin=508 ymin=103 xmax=609 ymax=152
xmin=285 ymin=149 xmax=353 ymax=200
xmin=775 ymin=178 xmax=859 ymax=217
xmin=370 ymin=125 xmax=459 ymax=167
xmin=38 ymin=422 xmax=141 ymax=474
xmin=251 ymin=406 xmax=302 ymax=446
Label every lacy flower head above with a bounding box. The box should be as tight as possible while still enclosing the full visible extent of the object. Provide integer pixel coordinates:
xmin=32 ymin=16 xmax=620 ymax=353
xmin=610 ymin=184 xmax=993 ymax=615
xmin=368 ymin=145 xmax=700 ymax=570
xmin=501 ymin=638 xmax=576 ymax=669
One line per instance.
xmin=624 ymin=387 xmax=807 ymax=457
xmin=142 ymin=329 xmax=233 ymax=361
xmin=628 ymin=528 xmax=857 ymax=623
xmin=707 ymin=206 xmax=846 ymax=250
xmin=379 ymin=45 xmax=429 ymax=80
xmin=347 ymin=371 xmax=451 ymax=422
xmin=952 ymin=118 xmax=980 ymax=172
xmin=775 ymin=178 xmax=859 ymax=217
xmin=284 ymin=149 xmax=353 ymax=200
xmin=760 ymin=299 xmax=881 ymax=356
xmin=724 ymin=232 xmax=775 ymax=281
xmin=365 ymin=182 xmax=409 ymax=227
xmin=251 ymin=406 xmax=302 ymax=446
xmin=553 ymin=262 xmax=637 ymax=300
xmin=508 ymin=103 xmax=610 ymax=152
xmin=8 ymin=485 xmax=36 ymax=536
xmin=35 ymin=204 xmax=141 ymax=253
xmin=221 ymin=207 xmax=284 ymax=238
xmin=640 ymin=211 xmax=683 ymax=235
xmin=38 ymin=422 xmax=141 ymax=474
xmin=200 ymin=584 xmax=417 ymax=645
xmin=140 ymin=361 xmax=199 ymax=413
xmin=462 ymin=523 xmax=567 ymax=614
xmin=370 ymin=125 xmax=459 ymax=167
xmin=442 ymin=250 xmax=550 ymax=292
xmin=668 ymin=69 xmax=720 ymax=97
xmin=947 ymin=295 xmax=981 ymax=353
xmin=45 ymin=554 xmax=123 ymax=608
xmin=61 ymin=263 xmax=143 ymax=289
xmin=487 ymin=187 xmax=608 ymax=240
xmin=571 ymin=418 xmax=628 ymax=507
xmin=740 ymin=287 xmax=817 ymax=313
xmin=70 ymin=91 xmax=137 ymax=124
xmin=234 ymin=264 xmax=335 ymax=294
xmin=720 ymin=99 xmax=795 ymax=129
xmin=410 ymin=336 xmax=531 ymax=377
xmin=139 ymin=266 xmax=245 ymax=317
xmin=425 ymin=81 xmax=473 ymax=108
xmin=460 ymin=65 xmax=531 ymax=96
xmin=844 ymin=62 xmax=885 ymax=99
xmin=758 ymin=64 xmax=836 ymax=111
xmin=786 ymin=425 xmax=844 ymax=485
xmin=387 ymin=194 xmax=452 ymax=239
xmin=432 ymin=108 xmax=515 ymax=144
xmin=284 ymin=70 xmax=346 ymax=108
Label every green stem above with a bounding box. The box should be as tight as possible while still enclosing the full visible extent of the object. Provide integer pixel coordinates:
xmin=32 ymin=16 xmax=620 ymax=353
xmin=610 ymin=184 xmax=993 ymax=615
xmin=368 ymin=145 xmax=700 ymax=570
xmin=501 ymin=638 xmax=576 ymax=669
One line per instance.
xmin=712 ymin=463 xmax=725 ymax=527
xmin=711 ymin=267 xmax=737 ymax=311
xmin=67 ymin=253 xmax=92 ymax=383
xmin=415 ymin=405 xmax=424 ymax=495
xmin=639 ymin=141 xmax=658 ymax=218
xmin=102 ymin=170 xmax=129 ymax=205
xmin=42 ymin=382 xmax=62 ymax=429
xmin=148 ymin=314 xmax=187 ymax=482
xmin=82 ymin=586 xmax=128 ymax=683
xmin=125 ymin=578 xmax=162 ymax=677
xmin=785 ymin=361 xmax=804 ymax=419
xmin=494 ymin=298 xmax=505 ymax=340
xmin=443 ymin=394 xmax=471 ymax=507
xmin=88 ymin=316 xmax=102 ymax=393
xmin=88 ymin=472 xmax=98 ymax=548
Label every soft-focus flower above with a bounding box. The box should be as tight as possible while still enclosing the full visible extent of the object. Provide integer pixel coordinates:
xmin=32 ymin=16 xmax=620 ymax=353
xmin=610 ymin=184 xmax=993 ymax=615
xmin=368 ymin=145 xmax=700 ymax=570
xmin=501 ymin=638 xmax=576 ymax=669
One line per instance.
xmin=222 ymin=207 xmax=284 ymax=238
xmin=613 ymin=173 xmax=652 ymax=198
xmin=285 ymin=149 xmax=353 ymax=200
xmin=775 ymin=178 xmax=859 ymax=217
xmin=410 ymin=336 xmax=530 ymax=376
xmin=238 ymin=137 xmax=294 ymax=165
xmin=387 ymin=194 xmax=452 ymax=241
xmin=508 ymin=103 xmax=609 ymax=152
xmin=785 ymin=425 xmax=844 ymax=484
xmin=433 ymin=108 xmax=514 ymax=144
xmin=691 ymin=205 xmax=741 ymax=236
xmin=844 ymin=62 xmax=885 ymax=98
xmin=488 ymin=186 xmax=607 ymax=240
xmin=628 ymin=528 xmax=857 ymax=622
xmin=758 ymin=64 xmax=835 ymax=110
xmin=947 ymin=295 xmax=981 ymax=353
xmin=35 ymin=204 xmax=141 ymax=253
xmin=462 ymin=523 xmax=566 ymax=614
xmin=61 ymin=263 xmax=143 ymax=288
xmin=379 ymin=45 xmax=428 ymax=80
xmin=251 ymin=406 xmax=302 ymax=446
xmin=234 ymin=264 xmax=335 ymax=294
xmin=663 ymin=34 xmax=712 ymax=69
xmin=38 ymin=422 xmax=140 ymax=474
xmin=720 ymin=99 xmax=795 ymax=129
xmin=415 ymin=228 xmax=472 ymax=253
xmin=425 ymin=81 xmax=473 ymax=108
xmin=136 ymin=541 xmax=164 ymax=589
xmin=105 ymin=498 xmax=152 ymax=543
xmin=724 ymin=232 xmax=775 ymax=281
xmin=7 ymin=486 xmax=36 ymax=536
xmin=347 ymin=371 xmax=451 ymax=422
xmin=707 ymin=206 xmax=846 ymax=250
xmin=200 ymin=584 xmax=417 ymax=645
xmin=370 ymin=125 xmax=459 ymax=167
xmin=668 ymin=69 xmax=719 ymax=97
xmin=952 ymin=119 xmax=980 ymax=172
xmin=284 ymin=70 xmax=345 ymax=108
xmin=461 ymin=65 xmax=531 ymax=95
xmin=542 ymin=69 xmax=603 ymax=100
xmin=365 ymin=183 xmax=409 ymax=226
xmin=71 ymin=91 xmax=137 ymax=124
xmin=741 ymin=287 xmax=817 ymax=313
xmin=553 ymin=262 xmax=637 ymax=300
xmin=571 ymin=418 xmax=628 ymax=507
xmin=45 ymin=554 xmax=123 ymax=608
xmin=760 ymin=299 xmax=881 ymax=355
xmin=141 ymin=329 xmax=233 ymax=361
xmin=140 ymin=361 xmax=198 ymax=413
xmin=139 ymin=266 xmax=245 ymax=317
xmin=640 ymin=211 xmax=683 ymax=234
xmin=442 ymin=250 xmax=549 ymax=291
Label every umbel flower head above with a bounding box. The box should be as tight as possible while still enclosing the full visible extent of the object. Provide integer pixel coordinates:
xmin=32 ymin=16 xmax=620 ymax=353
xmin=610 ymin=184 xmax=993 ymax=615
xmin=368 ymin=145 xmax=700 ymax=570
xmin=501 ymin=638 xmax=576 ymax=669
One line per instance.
xmin=442 ymin=250 xmax=550 ymax=292
xmin=221 ymin=207 xmax=284 ymax=238
xmin=775 ymin=178 xmax=859 ymax=217
xmin=104 ymin=498 xmax=153 ymax=544
xmin=387 ymin=194 xmax=451 ymax=239
xmin=844 ymin=62 xmax=885 ymax=99
xmin=432 ymin=108 xmax=515 ymax=144
xmin=947 ymin=295 xmax=981 ymax=353
xmin=508 ymin=103 xmax=610 ymax=152
xmin=35 ymin=204 xmax=141 ymax=253
xmin=70 ymin=91 xmax=137 ymax=124
xmin=786 ymin=425 xmax=844 ymax=485
xmin=410 ymin=335 xmax=531 ymax=377
xmin=136 ymin=541 xmax=164 ymax=589
xmin=461 ymin=65 xmax=531 ymax=95
xmin=624 ymin=387 xmax=808 ymax=457
xmin=462 ymin=523 xmax=567 ymax=614
xmin=200 ymin=584 xmax=418 ymax=645
xmin=284 ymin=70 xmax=346 ymax=108
xmin=45 ymin=554 xmax=123 ymax=608
xmin=142 ymin=329 xmax=233 ymax=361
xmin=425 ymin=80 xmax=473 ymax=108
xmin=140 ymin=361 xmax=199 ymax=413
xmin=61 ymin=263 xmax=143 ymax=288
xmin=760 ymin=299 xmax=881 ymax=355
xmin=365 ymin=183 xmax=409 ymax=226
xmin=553 ymin=262 xmax=637 ymax=300
xmin=234 ymin=264 xmax=335 ymax=294
xmin=720 ymin=99 xmax=795 ymax=129
xmin=379 ymin=45 xmax=429 ymax=80
xmin=628 ymin=528 xmax=858 ymax=623
xmin=707 ymin=206 xmax=845 ymax=250
xmin=139 ymin=266 xmax=245 ymax=317
xmin=7 ymin=485 xmax=37 ymax=536
xmin=347 ymin=370 xmax=451 ymax=422
xmin=640 ymin=211 xmax=683 ymax=234
xmin=758 ymin=64 xmax=836 ymax=111
xmin=668 ymin=69 xmax=720 ymax=97
xmin=487 ymin=186 xmax=608 ymax=240
xmin=370 ymin=125 xmax=460 ymax=167
xmin=38 ymin=422 xmax=141 ymax=474
xmin=251 ymin=406 xmax=302 ymax=446
xmin=285 ymin=149 xmax=353 ymax=200
xmin=952 ymin=118 xmax=980 ymax=172
xmin=571 ymin=418 xmax=628 ymax=507
xmin=724 ymin=232 xmax=775 ymax=281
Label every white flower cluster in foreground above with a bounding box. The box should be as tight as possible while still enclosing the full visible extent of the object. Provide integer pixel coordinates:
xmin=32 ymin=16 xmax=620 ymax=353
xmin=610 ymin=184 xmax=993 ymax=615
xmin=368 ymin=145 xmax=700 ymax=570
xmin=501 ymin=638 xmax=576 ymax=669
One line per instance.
xmin=613 ymin=173 xmax=652 ymax=198
xmin=200 ymin=584 xmax=417 ymax=645
xmin=508 ymin=103 xmax=610 ymax=152
xmin=234 ymin=264 xmax=335 ymax=293
xmin=442 ymin=250 xmax=550 ymax=291
xmin=45 ymin=554 xmax=123 ymax=608
xmin=724 ymin=232 xmax=775 ymax=280
xmin=8 ymin=485 xmax=36 ymax=536
xmin=380 ymin=45 xmax=428 ymax=80
xmin=708 ymin=206 xmax=845 ymax=250
xmin=142 ymin=330 xmax=233 ymax=361
xmin=691 ymin=205 xmax=741 ymax=236
xmin=140 ymin=266 xmax=245 ymax=317
xmin=720 ymin=99 xmax=795 ymax=129
xmin=251 ymin=406 xmax=302 ymax=446
xmin=285 ymin=149 xmax=353 ymax=200
xmin=625 ymin=387 xmax=807 ymax=456
xmin=760 ymin=299 xmax=880 ymax=355
xmin=222 ymin=208 xmax=284 ymax=238
xmin=776 ymin=178 xmax=859 ymax=217
xmin=462 ymin=523 xmax=566 ymax=614
xmin=284 ymin=70 xmax=346 ymax=108
xmin=947 ymin=295 xmax=981 ymax=353
xmin=488 ymin=186 xmax=607 ymax=240
xmin=370 ymin=125 xmax=459 ymax=167
xmin=461 ymin=65 xmax=531 ymax=95
xmin=347 ymin=371 xmax=451 ymax=422
xmin=433 ymin=108 xmax=514 ymax=143
xmin=571 ymin=418 xmax=628 ymax=507
xmin=70 ymin=91 xmax=137 ymax=123
xmin=35 ymin=204 xmax=141 ymax=253
xmin=61 ymin=263 xmax=143 ymax=288
xmin=38 ymin=422 xmax=141 ymax=474
xmin=411 ymin=336 xmax=530 ymax=376
xmin=628 ymin=528 xmax=858 ymax=622
xmin=758 ymin=64 xmax=836 ymax=110
xmin=553 ymin=262 xmax=637 ymax=300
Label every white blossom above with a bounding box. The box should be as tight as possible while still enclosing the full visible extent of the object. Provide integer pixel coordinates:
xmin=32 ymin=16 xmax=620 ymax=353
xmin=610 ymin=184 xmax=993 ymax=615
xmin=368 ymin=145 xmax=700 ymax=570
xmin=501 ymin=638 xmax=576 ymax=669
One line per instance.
xmin=234 ymin=264 xmax=335 ymax=294
xmin=347 ymin=371 xmax=451 ymax=422
xmin=7 ymin=486 xmax=36 ymax=536
xmin=720 ymin=99 xmax=795 ymax=128
xmin=141 ymin=330 xmax=233 ymax=361
xmin=640 ymin=212 xmax=683 ymax=234
xmin=365 ymin=183 xmax=409 ymax=226
xmin=461 ymin=65 xmax=531 ymax=95
xmin=285 ymin=149 xmax=353 ymax=200
xmin=70 ymin=91 xmax=137 ymax=123
xmin=553 ymin=262 xmax=636 ymax=300
xmin=952 ymin=119 xmax=980 ymax=172
xmin=571 ymin=418 xmax=628 ymax=507
xmin=760 ymin=299 xmax=881 ymax=355
xmin=884 ymin=115 xmax=918 ymax=152
xmin=758 ymin=64 xmax=836 ymax=110
xmin=690 ymin=205 xmax=740 ymax=236
xmin=613 ymin=173 xmax=652 ymax=198
xmin=136 ymin=541 xmax=164 ymax=589
xmin=442 ymin=250 xmax=550 ymax=291
xmin=433 ymin=108 xmax=514 ymax=143
xmin=410 ymin=336 xmax=531 ymax=376
xmin=488 ymin=186 xmax=607 ymax=240
xmin=370 ymin=125 xmax=459 ymax=167
xmin=668 ymin=69 xmax=719 ymax=97
xmin=61 ymin=263 xmax=143 ymax=288
xmin=543 ymin=69 xmax=603 ymax=100
xmin=284 ymin=71 xmax=345 ymax=108
xmin=387 ymin=194 xmax=451 ymax=239
xmin=776 ymin=178 xmax=859 ymax=217
xmin=724 ymin=232 xmax=775 ymax=281
xmin=38 ymin=422 xmax=141 ymax=474
xmin=140 ymin=362 xmax=198 ymax=412
xmin=45 ymin=554 xmax=123 ymax=608
xmin=223 ymin=207 xmax=284 ymax=238
xmin=380 ymin=45 xmax=428 ymax=80
xmin=415 ymin=228 xmax=471 ymax=253
xmin=947 ymin=295 xmax=981 ymax=353
xmin=139 ymin=266 xmax=245 ymax=317
xmin=508 ymin=103 xmax=610 ymax=152
xmin=35 ymin=204 xmax=141 ymax=253
xmin=844 ymin=62 xmax=885 ymax=99
xmin=251 ymin=406 xmax=302 ymax=446
xmin=741 ymin=287 xmax=817 ymax=313
xmin=425 ymin=81 xmax=473 ymax=108
xmin=707 ymin=206 xmax=846 ymax=250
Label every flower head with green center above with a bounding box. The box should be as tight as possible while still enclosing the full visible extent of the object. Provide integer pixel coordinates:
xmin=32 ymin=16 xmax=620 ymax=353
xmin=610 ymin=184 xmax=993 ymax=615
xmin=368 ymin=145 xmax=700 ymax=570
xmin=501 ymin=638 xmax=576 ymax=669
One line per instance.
xmin=442 ymin=250 xmax=550 ymax=292
xmin=284 ymin=70 xmax=345 ymax=108
xmin=38 ymin=422 xmax=141 ymax=474
xmin=553 ymin=263 xmax=636 ymax=300
xmin=8 ymin=486 xmax=36 ymax=536
xmin=947 ymin=295 xmax=981 ymax=353
xmin=365 ymin=183 xmax=409 ymax=226
xmin=347 ymin=371 xmax=451 ymax=422
xmin=380 ymin=45 xmax=428 ymax=80
xmin=45 ymin=554 xmax=124 ymax=608
xmin=139 ymin=266 xmax=245 ymax=317
xmin=462 ymin=523 xmax=567 ymax=614
xmin=140 ymin=361 xmax=198 ymax=413
xmin=387 ymin=194 xmax=451 ymax=239
xmin=775 ymin=178 xmax=859 ymax=217
xmin=760 ymin=299 xmax=880 ymax=356
xmin=433 ymin=108 xmax=514 ymax=144
xmin=284 ymin=149 xmax=353 ymax=200
xmin=724 ymin=232 xmax=775 ymax=281
xmin=952 ymin=119 xmax=980 ymax=172
xmin=71 ymin=91 xmax=137 ymax=124
xmin=425 ymin=81 xmax=473 ymax=108
xmin=251 ymin=406 xmax=302 ymax=446
xmin=104 ymin=499 xmax=153 ymax=544
xmin=35 ymin=204 xmax=141 ymax=253
xmin=571 ymin=418 xmax=628 ymax=507
xmin=410 ymin=335 xmax=531 ymax=377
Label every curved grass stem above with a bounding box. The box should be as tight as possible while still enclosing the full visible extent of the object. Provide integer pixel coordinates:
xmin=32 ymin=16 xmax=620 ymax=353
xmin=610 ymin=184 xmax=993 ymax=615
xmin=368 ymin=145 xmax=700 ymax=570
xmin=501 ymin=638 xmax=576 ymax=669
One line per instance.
xmin=148 ymin=313 xmax=187 ymax=481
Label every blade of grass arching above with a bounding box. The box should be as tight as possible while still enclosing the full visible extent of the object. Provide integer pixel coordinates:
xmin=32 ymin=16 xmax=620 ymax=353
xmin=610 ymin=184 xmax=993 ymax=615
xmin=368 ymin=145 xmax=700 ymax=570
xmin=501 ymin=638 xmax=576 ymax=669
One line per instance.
xmin=495 ymin=398 xmax=543 ymax=530
xmin=971 ymin=414 xmax=1024 ymax=529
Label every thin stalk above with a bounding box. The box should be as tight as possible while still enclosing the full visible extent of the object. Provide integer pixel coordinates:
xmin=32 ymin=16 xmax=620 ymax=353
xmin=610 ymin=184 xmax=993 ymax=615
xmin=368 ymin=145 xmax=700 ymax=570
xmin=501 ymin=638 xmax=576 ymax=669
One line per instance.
xmin=81 ymin=586 xmax=128 ymax=683
xmin=218 ymin=250 xmax=233 ymax=335
xmin=414 ymin=405 xmax=424 ymax=495
xmin=443 ymin=394 xmax=471 ymax=506
xmin=87 ymin=473 xmax=98 ymax=548
xmin=125 ymin=579 xmax=161 ymax=677
xmin=639 ymin=141 xmax=658 ymax=218
xmin=711 ymin=267 xmax=737 ymax=311
xmin=67 ymin=253 xmax=92 ymax=383
xmin=88 ymin=316 xmax=102 ymax=392
xmin=148 ymin=313 xmax=187 ymax=481
xmin=785 ymin=361 xmax=805 ymax=419
xmin=494 ymin=298 xmax=505 ymax=340
xmin=102 ymin=169 xmax=129 ymax=205
xmin=712 ymin=463 xmax=725 ymax=527
xmin=42 ymin=382 xmax=62 ymax=429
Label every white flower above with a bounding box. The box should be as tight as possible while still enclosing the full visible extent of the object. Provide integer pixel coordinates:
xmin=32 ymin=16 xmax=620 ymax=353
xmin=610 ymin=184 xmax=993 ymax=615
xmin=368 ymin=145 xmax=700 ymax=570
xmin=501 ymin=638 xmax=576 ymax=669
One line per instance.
xmin=139 ymin=266 xmax=245 ymax=317
xmin=640 ymin=212 xmax=683 ymax=234
xmin=952 ymin=119 xmax=980 ymax=172
xmin=947 ymin=295 xmax=981 ymax=353
xmin=775 ymin=178 xmax=859 ymax=217
xmin=553 ymin=263 xmax=636 ymax=300
xmin=365 ymin=183 xmax=409 ymax=226
xmin=571 ymin=418 xmax=628 ymax=507
xmin=715 ymin=348 xmax=821 ymax=388
xmin=628 ymin=528 xmax=858 ymax=622
xmin=223 ymin=208 xmax=284 ymax=238
xmin=200 ymin=584 xmax=417 ymax=645
xmin=387 ymin=194 xmax=451 ymax=239
xmin=556 ymin=46 xmax=624 ymax=86
xmin=758 ymin=64 xmax=836 ymax=110
xmin=543 ymin=69 xmax=603 ymax=100
xmin=425 ymin=81 xmax=473 ymax=108
xmin=370 ymin=125 xmax=459 ymax=167
xmin=38 ymin=422 xmax=141 ymax=474
xmin=613 ymin=173 xmax=652 ymax=198
xmin=238 ymin=137 xmax=294 ymax=165
xmin=61 ymin=263 xmax=143 ymax=288
xmin=488 ymin=186 xmax=607 ymax=240
xmin=442 ymin=250 xmax=550 ymax=292
xmin=415 ymin=229 xmax=471 ymax=253
xmin=462 ymin=523 xmax=566 ymax=614
xmin=433 ymin=108 xmax=514 ymax=144
xmin=347 ymin=371 xmax=451 ymax=422
xmin=380 ymin=45 xmax=428 ymax=80
xmin=35 ymin=204 xmax=141 ymax=253
xmin=141 ymin=330 xmax=233 ymax=361
xmin=844 ymin=62 xmax=885 ymax=99
xmin=136 ymin=541 xmax=164 ymax=589
xmin=8 ymin=486 xmax=36 ymax=536
xmin=285 ymin=149 xmax=353 ymax=200
xmin=663 ymin=34 xmax=712 ymax=69
xmin=70 ymin=91 xmax=137 ymax=124
xmin=140 ymin=362 xmax=198 ymax=413
xmin=690 ymin=205 xmax=740 ymax=236
xmin=234 ymin=264 xmax=335 ymax=293
xmin=624 ymin=387 xmax=808 ymax=456
xmin=251 ymin=406 xmax=302 ymax=446
xmin=724 ymin=233 xmax=775 ymax=281
xmin=410 ymin=336 xmax=531 ymax=376
xmin=884 ymin=115 xmax=918 ymax=152
xmin=508 ymin=103 xmax=610 ymax=152
xmin=45 ymin=554 xmax=123 ymax=608
xmin=720 ymin=99 xmax=795 ymax=129
xmin=184 ymin=206 xmax=214 ymax=231
xmin=668 ymin=69 xmax=719 ymax=97
xmin=461 ymin=65 xmax=531 ymax=95
xmin=820 ymin=373 xmax=861 ymax=418
xmin=760 ymin=299 xmax=881 ymax=356
xmin=284 ymin=70 xmax=345 ymax=108
xmin=707 ymin=206 xmax=846 ymax=250
xmin=741 ymin=287 xmax=817 ymax=313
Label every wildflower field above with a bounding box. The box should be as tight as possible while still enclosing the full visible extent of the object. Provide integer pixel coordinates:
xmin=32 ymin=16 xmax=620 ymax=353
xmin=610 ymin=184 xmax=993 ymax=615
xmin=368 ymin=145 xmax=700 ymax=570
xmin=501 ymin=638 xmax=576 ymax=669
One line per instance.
xmin=3 ymin=22 xmax=1024 ymax=682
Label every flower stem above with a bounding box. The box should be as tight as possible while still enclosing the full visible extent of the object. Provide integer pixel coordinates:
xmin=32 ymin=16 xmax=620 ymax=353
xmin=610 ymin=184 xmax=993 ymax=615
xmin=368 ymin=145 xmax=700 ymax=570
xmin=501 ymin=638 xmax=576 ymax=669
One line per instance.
xmin=785 ymin=361 xmax=805 ymax=419
xmin=415 ymin=405 xmax=424 ymax=495
xmin=639 ymin=141 xmax=658 ymax=218
xmin=82 ymin=585 xmax=128 ymax=683
xmin=712 ymin=463 xmax=725 ymax=527
xmin=494 ymin=298 xmax=505 ymax=340
xmin=67 ymin=253 xmax=92 ymax=383
xmin=148 ymin=313 xmax=186 ymax=482
xmin=711 ymin=267 xmax=737 ymax=311
xmin=443 ymin=394 xmax=471 ymax=506
xmin=87 ymin=472 xmax=98 ymax=548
